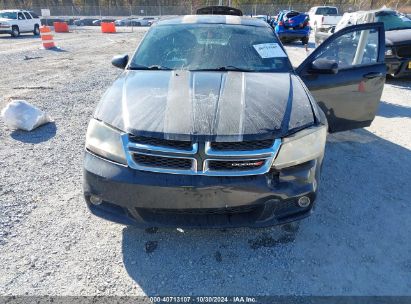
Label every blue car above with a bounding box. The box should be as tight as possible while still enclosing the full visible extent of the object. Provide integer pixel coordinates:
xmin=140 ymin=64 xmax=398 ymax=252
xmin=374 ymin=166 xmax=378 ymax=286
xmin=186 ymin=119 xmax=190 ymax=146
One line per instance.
xmin=274 ymin=10 xmax=310 ymax=44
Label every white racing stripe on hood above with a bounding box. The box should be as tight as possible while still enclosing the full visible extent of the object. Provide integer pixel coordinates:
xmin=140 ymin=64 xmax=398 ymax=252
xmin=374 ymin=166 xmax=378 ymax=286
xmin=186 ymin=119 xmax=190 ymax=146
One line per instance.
xmin=121 ymin=75 xmax=130 ymax=131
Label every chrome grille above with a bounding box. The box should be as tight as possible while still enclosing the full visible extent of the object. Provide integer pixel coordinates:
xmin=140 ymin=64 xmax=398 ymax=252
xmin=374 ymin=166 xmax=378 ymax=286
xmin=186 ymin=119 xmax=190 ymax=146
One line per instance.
xmin=122 ymin=134 xmax=281 ymax=176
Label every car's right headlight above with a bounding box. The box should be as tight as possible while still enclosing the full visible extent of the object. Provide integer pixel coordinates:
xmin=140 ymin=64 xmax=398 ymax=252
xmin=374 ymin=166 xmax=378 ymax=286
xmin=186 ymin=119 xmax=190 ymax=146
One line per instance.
xmin=85 ymin=119 xmax=127 ymax=165
xmin=385 ymin=47 xmax=393 ymax=57
xmin=272 ymin=125 xmax=327 ymax=169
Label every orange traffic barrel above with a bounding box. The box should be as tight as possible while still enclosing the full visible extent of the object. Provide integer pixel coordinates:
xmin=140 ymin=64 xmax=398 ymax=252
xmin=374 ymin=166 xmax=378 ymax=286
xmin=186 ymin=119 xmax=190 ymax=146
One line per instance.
xmin=54 ymin=21 xmax=69 ymax=33
xmin=40 ymin=26 xmax=55 ymax=49
xmin=101 ymin=22 xmax=116 ymax=33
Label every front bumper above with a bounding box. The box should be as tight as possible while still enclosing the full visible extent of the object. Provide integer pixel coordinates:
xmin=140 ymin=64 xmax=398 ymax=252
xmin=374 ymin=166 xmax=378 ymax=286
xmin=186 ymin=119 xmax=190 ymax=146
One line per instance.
xmin=83 ymin=151 xmax=322 ymax=228
xmin=385 ymin=56 xmax=411 ymax=78
xmin=0 ymin=28 xmax=12 ymax=34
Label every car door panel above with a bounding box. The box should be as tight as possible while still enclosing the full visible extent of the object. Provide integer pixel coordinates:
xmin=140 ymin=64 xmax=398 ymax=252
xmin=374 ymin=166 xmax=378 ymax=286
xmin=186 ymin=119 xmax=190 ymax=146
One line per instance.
xmin=296 ymin=22 xmax=386 ymax=133
xmin=17 ymin=12 xmax=28 ymax=31
xmin=307 ymin=64 xmax=385 ymax=131
xmin=24 ymin=12 xmax=35 ymax=31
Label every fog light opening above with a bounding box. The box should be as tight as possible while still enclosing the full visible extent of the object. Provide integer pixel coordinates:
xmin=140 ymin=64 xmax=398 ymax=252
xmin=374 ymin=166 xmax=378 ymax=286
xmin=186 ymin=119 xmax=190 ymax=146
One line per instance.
xmin=90 ymin=195 xmax=103 ymax=205
xmin=298 ymin=196 xmax=311 ymax=208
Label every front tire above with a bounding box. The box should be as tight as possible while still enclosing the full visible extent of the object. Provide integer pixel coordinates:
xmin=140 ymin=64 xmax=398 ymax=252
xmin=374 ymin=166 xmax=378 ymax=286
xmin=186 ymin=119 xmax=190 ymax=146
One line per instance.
xmin=33 ymin=24 xmax=40 ymax=36
xmin=11 ymin=25 xmax=20 ymax=37
xmin=301 ymin=36 xmax=309 ymax=45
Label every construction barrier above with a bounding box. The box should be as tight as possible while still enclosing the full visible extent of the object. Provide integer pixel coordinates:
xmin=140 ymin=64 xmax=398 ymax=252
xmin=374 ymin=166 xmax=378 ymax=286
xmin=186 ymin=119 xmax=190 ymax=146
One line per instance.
xmin=101 ymin=22 xmax=116 ymax=33
xmin=40 ymin=26 xmax=55 ymax=49
xmin=53 ymin=22 xmax=69 ymax=33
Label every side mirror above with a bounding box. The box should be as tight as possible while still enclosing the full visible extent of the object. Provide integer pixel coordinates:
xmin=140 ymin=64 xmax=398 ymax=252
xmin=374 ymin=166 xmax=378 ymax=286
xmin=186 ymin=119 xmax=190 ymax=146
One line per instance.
xmin=309 ymin=58 xmax=338 ymax=74
xmin=111 ymin=54 xmax=129 ymax=69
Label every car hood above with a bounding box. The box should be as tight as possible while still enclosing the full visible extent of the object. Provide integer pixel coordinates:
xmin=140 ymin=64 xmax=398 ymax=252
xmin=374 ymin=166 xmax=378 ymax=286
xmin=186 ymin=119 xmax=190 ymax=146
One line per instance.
xmin=385 ymin=29 xmax=411 ymax=46
xmin=94 ymin=70 xmax=315 ymax=142
xmin=0 ymin=18 xmax=13 ymax=23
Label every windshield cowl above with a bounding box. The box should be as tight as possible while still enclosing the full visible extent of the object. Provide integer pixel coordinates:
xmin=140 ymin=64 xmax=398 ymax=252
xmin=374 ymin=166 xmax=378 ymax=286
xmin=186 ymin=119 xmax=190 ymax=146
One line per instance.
xmin=128 ymin=64 xmax=172 ymax=70
xmin=189 ymin=66 xmax=254 ymax=72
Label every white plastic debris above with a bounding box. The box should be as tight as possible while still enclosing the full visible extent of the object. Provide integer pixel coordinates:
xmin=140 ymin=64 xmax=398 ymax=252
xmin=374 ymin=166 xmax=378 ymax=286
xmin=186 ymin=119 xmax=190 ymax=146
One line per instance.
xmin=1 ymin=100 xmax=52 ymax=131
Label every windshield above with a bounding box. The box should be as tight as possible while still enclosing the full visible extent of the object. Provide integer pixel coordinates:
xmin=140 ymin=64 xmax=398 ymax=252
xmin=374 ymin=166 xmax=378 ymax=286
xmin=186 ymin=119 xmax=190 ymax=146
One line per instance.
xmin=376 ymin=11 xmax=411 ymax=31
xmin=130 ymin=23 xmax=292 ymax=72
xmin=0 ymin=12 xmax=17 ymax=19
xmin=315 ymin=7 xmax=338 ymax=15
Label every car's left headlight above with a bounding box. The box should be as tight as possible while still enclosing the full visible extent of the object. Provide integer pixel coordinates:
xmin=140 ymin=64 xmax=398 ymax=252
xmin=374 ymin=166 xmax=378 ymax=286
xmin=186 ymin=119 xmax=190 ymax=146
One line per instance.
xmin=0 ymin=22 xmax=11 ymax=28
xmin=272 ymin=125 xmax=327 ymax=169
xmin=85 ymin=119 xmax=127 ymax=165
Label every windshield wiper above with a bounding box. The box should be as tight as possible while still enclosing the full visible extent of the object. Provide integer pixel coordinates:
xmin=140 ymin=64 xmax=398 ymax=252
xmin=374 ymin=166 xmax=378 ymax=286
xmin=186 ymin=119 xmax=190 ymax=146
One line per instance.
xmin=217 ymin=66 xmax=254 ymax=72
xmin=129 ymin=65 xmax=255 ymax=72
xmin=192 ymin=66 xmax=254 ymax=72
xmin=128 ymin=64 xmax=172 ymax=70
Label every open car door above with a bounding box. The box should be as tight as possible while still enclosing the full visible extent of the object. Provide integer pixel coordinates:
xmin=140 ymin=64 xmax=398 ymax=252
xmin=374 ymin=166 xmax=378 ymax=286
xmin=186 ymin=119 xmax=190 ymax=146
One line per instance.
xmin=296 ymin=22 xmax=386 ymax=133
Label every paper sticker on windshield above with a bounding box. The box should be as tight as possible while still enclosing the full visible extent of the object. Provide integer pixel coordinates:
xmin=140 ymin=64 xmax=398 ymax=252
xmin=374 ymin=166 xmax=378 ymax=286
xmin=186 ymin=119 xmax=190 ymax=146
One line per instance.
xmin=253 ymin=43 xmax=287 ymax=58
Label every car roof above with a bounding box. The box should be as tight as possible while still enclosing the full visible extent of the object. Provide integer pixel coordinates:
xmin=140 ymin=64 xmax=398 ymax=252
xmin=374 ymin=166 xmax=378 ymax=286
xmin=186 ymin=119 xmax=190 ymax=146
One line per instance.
xmin=0 ymin=9 xmax=28 ymax=12
xmin=312 ymin=6 xmax=338 ymax=8
xmin=156 ymin=15 xmax=270 ymax=27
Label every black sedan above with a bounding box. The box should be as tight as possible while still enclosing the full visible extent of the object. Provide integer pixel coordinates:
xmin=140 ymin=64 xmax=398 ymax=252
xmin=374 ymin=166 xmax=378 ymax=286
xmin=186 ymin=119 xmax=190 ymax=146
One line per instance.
xmin=92 ymin=19 xmax=116 ymax=26
xmin=74 ymin=18 xmax=99 ymax=26
xmin=83 ymin=15 xmax=385 ymax=228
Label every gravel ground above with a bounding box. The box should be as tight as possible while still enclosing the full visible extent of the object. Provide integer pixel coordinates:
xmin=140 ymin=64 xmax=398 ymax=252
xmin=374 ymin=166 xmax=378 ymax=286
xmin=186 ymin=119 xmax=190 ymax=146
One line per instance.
xmin=0 ymin=27 xmax=411 ymax=296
